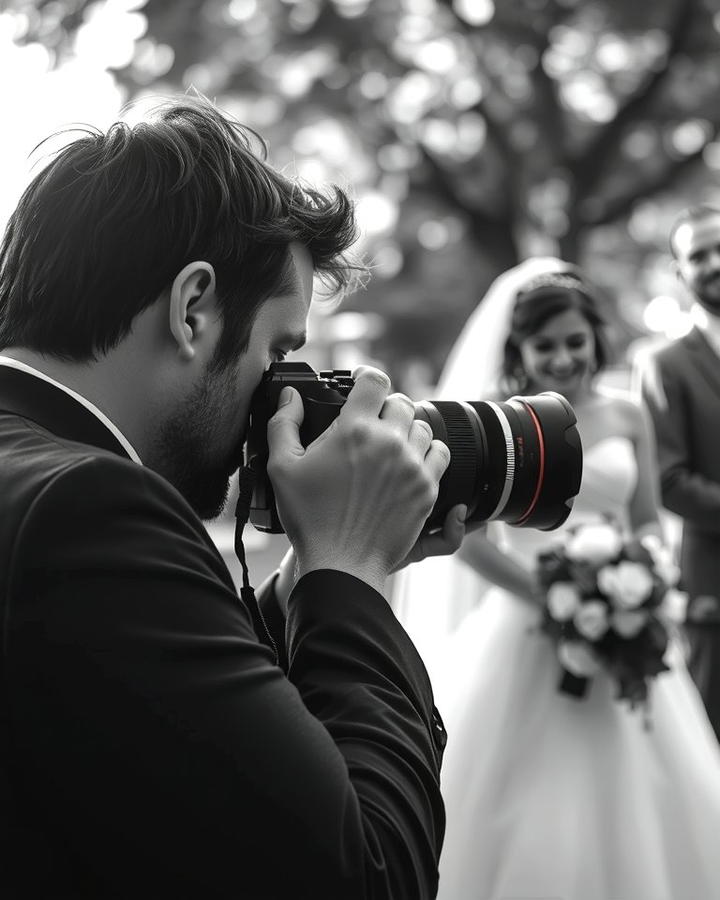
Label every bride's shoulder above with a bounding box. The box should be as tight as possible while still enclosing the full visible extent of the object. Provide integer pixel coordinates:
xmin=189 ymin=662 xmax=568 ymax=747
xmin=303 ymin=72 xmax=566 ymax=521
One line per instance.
xmin=592 ymin=387 xmax=645 ymax=435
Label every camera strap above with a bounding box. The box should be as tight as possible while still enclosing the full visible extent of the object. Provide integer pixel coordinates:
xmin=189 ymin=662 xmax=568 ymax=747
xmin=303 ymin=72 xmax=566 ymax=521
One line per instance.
xmin=234 ymin=465 xmax=278 ymax=662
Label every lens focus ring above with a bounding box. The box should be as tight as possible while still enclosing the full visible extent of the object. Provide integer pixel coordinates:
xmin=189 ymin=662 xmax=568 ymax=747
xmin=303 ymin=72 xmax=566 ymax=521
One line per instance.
xmin=483 ymin=401 xmax=515 ymax=520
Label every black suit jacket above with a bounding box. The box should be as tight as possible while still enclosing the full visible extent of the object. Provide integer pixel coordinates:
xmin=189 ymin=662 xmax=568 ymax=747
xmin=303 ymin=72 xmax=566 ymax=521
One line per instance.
xmin=0 ymin=366 xmax=446 ymax=899
xmin=640 ymin=327 xmax=720 ymax=602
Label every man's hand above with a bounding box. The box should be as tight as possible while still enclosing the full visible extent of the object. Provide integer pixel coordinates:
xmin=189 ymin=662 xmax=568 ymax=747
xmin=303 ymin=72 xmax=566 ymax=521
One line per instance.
xmin=392 ymin=503 xmax=468 ymax=571
xmin=266 ymin=366 xmax=451 ymax=595
xmin=273 ymin=504 xmax=469 ymax=615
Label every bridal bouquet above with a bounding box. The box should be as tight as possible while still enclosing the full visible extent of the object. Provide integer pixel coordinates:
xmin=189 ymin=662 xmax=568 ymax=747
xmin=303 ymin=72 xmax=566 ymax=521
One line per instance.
xmin=536 ymin=521 xmax=681 ymax=713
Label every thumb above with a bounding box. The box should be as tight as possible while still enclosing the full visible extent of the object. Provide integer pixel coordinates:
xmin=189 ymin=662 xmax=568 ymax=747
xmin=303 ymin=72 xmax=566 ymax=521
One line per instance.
xmin=267 ymin=386 xmax=305 ymax=462
xmin=424 ymin=504 xmax=467 ymax=559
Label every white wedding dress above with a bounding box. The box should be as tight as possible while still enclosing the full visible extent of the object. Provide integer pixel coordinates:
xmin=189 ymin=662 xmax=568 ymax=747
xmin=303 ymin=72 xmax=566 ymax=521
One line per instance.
xmin=429 ymin=436 xmax=720 ymax=900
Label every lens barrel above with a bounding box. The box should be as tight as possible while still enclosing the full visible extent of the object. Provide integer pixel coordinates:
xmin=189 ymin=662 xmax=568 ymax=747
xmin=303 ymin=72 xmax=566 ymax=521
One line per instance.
xmin=416 ymin=393 xmax=582 ymax=532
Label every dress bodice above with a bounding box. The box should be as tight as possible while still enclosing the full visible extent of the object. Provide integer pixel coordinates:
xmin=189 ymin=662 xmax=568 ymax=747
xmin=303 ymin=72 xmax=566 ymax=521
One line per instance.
xmin=499 ymin=436 xmax=638 ymax=569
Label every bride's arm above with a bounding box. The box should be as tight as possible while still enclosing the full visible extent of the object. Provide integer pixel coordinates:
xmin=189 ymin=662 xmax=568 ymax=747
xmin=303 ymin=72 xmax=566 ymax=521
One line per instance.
xmin=626 ymin=398 xmax=664 ymax=541
xmin=457 ymin=525 xmax=541 ymax=606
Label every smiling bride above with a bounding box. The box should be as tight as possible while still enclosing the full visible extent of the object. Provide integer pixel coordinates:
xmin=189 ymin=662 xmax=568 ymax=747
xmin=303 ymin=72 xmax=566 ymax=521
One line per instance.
xmin=392 ymin=258 xmax=720 ymax=900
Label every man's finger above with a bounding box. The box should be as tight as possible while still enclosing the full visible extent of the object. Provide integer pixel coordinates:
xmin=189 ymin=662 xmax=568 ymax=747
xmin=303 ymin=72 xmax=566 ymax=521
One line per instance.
xmin=393 ymin=504 xmax=468 ymax=572
xmin=267 ymin=387 xmax=305 ymax=463
xmin=379 ymin=393 xmax=416 ymax=437
xmin=408 ymin=418 xmax=434 ymax=457
xmin=419 ymin=504 xmax=467 ymax=559
xmin=424 ymin=438 xmax=452 ymax=482
xmin=339 ymin=366 xmax=391 ymax=421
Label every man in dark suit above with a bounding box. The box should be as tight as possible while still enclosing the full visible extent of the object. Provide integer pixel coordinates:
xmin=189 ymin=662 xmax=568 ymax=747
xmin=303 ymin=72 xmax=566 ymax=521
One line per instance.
xmin=640 ymin=204 xmax=720 ymax=740
xmin=0 ymin=98 xmax=467 ymax=898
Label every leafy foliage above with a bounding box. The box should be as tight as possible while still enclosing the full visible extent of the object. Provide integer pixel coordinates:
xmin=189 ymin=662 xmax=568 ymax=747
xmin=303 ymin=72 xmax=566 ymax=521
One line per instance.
xmin=6 ymin=0 xmax=720 ymax=383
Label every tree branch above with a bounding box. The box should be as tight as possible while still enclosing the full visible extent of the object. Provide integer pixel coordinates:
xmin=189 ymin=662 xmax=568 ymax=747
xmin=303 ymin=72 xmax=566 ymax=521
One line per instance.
xmin=585 ymin=145 xmax=708 ymax=227
xmin=571 ymin=0 xmax=697 ymax=197
xmin=531 ymin=23 xmax=569 ymax=167
xmin=418 ymin=145 xmax=513 ymax=229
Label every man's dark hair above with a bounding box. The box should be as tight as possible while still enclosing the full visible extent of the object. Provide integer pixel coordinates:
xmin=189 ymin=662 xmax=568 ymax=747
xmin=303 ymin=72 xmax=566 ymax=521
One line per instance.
xmin=0 ymin=97 xmax=362 ymax=366
xmin=668 ymin=204 xmax=720 ymax=258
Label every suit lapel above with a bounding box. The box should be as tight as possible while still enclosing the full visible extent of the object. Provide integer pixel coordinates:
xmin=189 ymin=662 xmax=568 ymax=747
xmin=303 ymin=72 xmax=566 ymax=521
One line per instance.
xmin=683 ymin=328 xmax=720 ymax=398
xmin=0 ymin=366 xmax=132 ymax=460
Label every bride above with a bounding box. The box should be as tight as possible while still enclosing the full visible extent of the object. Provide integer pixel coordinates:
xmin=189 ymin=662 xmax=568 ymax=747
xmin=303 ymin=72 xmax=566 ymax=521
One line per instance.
xmin=392 ymin=258 xmax=720 ymax=900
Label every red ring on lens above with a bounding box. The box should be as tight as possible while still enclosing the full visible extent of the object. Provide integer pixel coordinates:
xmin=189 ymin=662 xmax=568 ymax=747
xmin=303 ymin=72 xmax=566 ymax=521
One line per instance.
xmin=515 ymin=400 xmax=545 ymax=525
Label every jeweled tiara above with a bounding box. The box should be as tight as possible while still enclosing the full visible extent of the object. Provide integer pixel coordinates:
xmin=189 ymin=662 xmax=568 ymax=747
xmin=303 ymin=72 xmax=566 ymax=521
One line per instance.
xmin=517 ymin=272 xmax=586 ymax=296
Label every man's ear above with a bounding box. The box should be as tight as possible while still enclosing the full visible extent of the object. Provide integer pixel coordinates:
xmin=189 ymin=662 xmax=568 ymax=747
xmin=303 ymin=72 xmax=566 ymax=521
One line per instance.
xmin=672 ymin=263 xmax=696 ymax=306
xmin=670 ymin=258 xmax=683 ymax=285
xmin=168 ymin=261 xmax=217 ymax=361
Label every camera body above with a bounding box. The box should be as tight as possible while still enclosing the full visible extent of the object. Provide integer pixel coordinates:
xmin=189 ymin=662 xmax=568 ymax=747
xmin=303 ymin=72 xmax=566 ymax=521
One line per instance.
xmin=246 ymin=363 xmax=354 ymax=532
xmin=245 ymin=361 xmax=583 ymax=535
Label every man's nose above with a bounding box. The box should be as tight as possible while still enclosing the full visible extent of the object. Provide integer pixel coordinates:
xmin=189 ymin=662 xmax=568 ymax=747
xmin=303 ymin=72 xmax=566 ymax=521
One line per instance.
xmin=706 ymin=248 xmax=720 ymax=269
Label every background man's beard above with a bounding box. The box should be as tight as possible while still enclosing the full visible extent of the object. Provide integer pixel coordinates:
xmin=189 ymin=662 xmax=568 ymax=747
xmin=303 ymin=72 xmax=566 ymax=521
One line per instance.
xmin=697 ymin=291 xmax=720 ymax=315
xmin=695 ymin=273 xmax=720 ymax=313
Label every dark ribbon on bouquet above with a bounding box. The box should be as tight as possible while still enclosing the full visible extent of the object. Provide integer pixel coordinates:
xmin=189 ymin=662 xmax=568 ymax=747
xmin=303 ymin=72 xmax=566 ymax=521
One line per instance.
xmin=558 ymin=669 xmax=591 ymax=699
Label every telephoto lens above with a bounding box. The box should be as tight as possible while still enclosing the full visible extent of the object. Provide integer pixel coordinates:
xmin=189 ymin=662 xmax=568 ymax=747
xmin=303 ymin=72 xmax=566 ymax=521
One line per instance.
xmin=413 ymin=394 xmax=581 ymax=531
xmin=245 ymin=362 xmax=582 ymax=534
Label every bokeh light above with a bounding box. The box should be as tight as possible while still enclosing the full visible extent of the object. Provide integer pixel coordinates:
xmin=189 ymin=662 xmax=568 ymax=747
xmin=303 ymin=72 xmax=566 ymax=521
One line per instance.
xmin=643 ymin=295 xmax=693 ymax=339
xmin=355 ymin=191 xmax=399 ymax=237
xmin=453 ymin=0 xmax=495 ymax=28
xmin=0 ymin=2 xmax=143 ymax=227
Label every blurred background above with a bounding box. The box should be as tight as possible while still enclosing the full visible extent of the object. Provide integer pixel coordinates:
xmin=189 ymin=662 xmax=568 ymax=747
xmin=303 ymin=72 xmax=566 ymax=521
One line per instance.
xmin=2 ymin=0 xmax=718 ymax=582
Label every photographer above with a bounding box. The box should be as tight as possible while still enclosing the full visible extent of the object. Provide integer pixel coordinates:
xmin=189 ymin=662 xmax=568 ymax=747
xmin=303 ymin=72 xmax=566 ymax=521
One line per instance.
xmin=0 ymin=99 xmax=466 ymax=899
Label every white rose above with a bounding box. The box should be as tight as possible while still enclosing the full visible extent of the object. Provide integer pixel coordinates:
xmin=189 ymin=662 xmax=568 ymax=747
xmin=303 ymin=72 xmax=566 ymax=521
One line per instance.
xmin=564 ymin=523 xmax=623 ymax=567
xmin=597 ymin=561 xmax=654 ymax=610
xmin=558 ymin=641 xmax=600 ymax=677
xmin=610 ymin=609 xmax=648 ymax=638
xmin=573 ymin=600 xmax=610 ymax=641
xmin=661 ymin=589 xmax=689 ymax=624
xmin=640 ymin=535 xmax=681 ymax=587
xmin=546 ymin=582 xmax=581 ymax=621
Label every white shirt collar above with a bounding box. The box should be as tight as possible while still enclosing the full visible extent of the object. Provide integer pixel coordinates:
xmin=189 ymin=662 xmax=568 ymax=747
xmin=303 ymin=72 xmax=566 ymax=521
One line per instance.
xmin=0 ymin=356 xmax=142 ymax=464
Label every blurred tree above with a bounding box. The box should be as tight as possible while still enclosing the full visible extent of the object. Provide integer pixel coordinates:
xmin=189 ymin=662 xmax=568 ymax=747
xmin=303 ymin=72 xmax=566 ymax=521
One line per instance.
xmin=6 ymin=0 xmax=720 ymax=382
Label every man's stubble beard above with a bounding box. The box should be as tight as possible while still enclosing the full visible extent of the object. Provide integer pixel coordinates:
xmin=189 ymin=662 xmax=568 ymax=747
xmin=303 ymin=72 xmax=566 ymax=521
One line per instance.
xmin=697 ymin=293 xmax=720 ymax=317
xmin=150 ymin=365 xmax=246 ymax=520
xmin=693 ymin=274 xmax=720 ymax=316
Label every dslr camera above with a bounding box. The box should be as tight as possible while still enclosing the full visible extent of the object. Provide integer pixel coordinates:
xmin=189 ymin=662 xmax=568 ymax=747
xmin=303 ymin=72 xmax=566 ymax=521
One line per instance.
xmin=245 ymin=362 xmax=582 ymax=534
